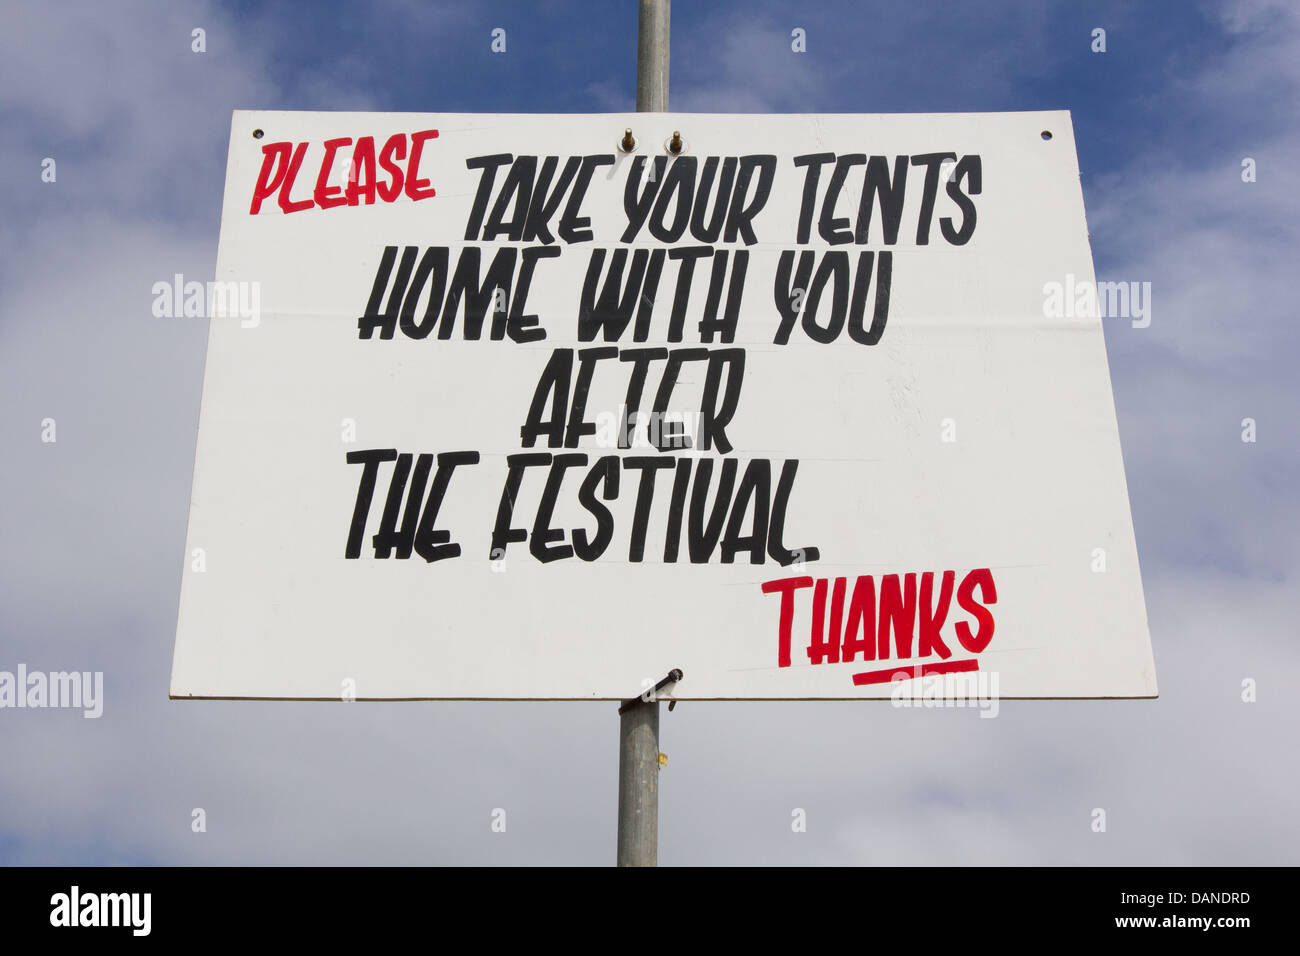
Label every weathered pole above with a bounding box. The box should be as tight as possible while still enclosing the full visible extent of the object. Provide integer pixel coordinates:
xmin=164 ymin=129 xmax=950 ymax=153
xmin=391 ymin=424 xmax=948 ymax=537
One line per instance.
xmin=635 ymin=0 xmax=670 ymax=113
xmin=617 ymin=669 xmax=681 ymax=867
xmin=616 ymin=693 xmax=661 ymax=866
xmin=617 ymin=0 xmax=671 ymax=869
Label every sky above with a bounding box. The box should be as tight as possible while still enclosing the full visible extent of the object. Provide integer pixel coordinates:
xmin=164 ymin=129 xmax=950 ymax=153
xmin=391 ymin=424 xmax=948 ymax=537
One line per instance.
xmin=0 ymin=0 xmax=1297 ymax=865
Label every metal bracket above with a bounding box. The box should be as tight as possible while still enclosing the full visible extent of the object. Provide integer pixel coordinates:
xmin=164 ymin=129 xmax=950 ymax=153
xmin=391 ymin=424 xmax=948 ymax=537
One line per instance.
xmin=618 ymin=668 xmax=683 ymax=713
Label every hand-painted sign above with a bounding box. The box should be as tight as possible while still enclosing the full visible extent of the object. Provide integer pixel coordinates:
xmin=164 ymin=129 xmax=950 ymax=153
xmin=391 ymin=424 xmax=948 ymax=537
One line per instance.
xmin=171 ymin=110 xmax=1156 ymax=701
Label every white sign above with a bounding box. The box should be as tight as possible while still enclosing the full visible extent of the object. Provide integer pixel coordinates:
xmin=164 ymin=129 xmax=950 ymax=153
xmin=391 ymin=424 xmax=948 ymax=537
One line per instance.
xmin=170 ymin=110 xmax=1156 ymax=701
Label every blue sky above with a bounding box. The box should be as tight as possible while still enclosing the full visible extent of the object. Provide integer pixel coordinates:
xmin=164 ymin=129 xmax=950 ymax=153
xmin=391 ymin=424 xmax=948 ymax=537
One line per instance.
xmin=1 ymin=0 xmax=1297 ymax=864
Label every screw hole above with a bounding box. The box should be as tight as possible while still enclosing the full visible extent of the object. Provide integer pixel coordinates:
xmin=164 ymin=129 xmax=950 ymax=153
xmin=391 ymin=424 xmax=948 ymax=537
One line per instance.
xmin=1040 ymin=130 xmax=1053 ymax=141
xmin=253 ymin=129 xmax=264 ymax=139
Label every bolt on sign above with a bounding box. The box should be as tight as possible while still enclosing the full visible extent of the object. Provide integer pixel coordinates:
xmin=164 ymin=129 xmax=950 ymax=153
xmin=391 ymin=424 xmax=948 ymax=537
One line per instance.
xmin=170 ymin=111 xmax=1156 ymax=701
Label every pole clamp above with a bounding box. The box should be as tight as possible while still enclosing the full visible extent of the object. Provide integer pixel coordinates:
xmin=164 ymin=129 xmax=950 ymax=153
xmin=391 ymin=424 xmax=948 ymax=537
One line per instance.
xmin=618 ymin=668 xmax=683 ymax=713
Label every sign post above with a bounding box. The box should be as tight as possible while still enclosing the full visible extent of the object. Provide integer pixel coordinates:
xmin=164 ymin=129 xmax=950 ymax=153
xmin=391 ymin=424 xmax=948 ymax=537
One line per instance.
xmin=172 ymin=20 xmax=1156 ymax=869
xmin=617 ymin=0 xmax=672 ymax=870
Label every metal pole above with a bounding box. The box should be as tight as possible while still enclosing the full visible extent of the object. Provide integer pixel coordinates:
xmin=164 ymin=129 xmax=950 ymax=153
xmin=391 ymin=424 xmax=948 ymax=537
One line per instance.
xmin=616 ymin=0 xmax=672 ymax=869
xmin=617 ymin=696 xmax=659 ymax=866
xmin=636 ymin=0 xmax=670 ymax=112
xmin=616 ymin=670 xmax=681 ymax=866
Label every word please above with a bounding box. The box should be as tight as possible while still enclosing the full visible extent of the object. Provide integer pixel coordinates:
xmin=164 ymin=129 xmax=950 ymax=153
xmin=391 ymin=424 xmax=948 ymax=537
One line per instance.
xmin=249 ymin=129 xmax=439 ymax=214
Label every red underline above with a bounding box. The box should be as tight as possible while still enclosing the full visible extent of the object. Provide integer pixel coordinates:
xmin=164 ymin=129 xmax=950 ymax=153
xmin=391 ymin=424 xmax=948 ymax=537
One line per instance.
xmin=852 ymin=659 xmax=980 ymax=686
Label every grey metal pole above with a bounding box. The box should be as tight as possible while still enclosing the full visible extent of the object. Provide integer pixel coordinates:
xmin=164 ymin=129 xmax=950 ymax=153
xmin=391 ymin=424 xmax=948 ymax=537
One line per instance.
xmin=616 ymin=0 xmax=672 ymax=870
xmin=636 ymin=0 xmax=670 ymax=112
xmin=617 ymin=696 xmax=659 ymax=866
xmin=616 ymin=670 xmax=681 ymax=866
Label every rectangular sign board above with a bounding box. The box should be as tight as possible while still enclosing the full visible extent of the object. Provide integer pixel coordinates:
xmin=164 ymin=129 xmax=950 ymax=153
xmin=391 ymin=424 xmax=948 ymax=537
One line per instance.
xmin=171 ymin=110 xmax=1156 ymax=700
